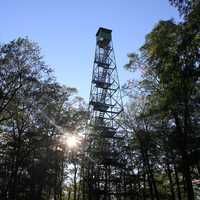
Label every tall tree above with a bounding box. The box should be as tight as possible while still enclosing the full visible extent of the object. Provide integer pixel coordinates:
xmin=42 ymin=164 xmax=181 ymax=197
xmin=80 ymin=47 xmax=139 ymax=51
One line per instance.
xmin=0 ymin=38 xmax=87 ymax=200
xmin=123 ymin=2 xmax=200 ymax=198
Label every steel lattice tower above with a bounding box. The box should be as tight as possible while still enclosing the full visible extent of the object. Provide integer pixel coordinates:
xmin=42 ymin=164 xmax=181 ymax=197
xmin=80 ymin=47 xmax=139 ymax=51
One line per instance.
xmin=81 ymin=28 xmax=134 ymax=200
xmin=89 ymin=28 xmax=123 ymax=133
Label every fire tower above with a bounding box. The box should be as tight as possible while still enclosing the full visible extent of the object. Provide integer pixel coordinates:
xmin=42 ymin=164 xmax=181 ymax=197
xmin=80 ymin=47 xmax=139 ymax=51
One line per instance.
xmin=81 ymin=28 xmax=134 ymax=200
xmin=89 ymin=28 xmax=123 ymax=137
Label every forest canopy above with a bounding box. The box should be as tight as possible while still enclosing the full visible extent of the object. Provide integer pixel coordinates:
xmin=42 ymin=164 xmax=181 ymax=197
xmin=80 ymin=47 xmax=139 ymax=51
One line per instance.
xmin=0 ymin=0 xmax=200 ymax=200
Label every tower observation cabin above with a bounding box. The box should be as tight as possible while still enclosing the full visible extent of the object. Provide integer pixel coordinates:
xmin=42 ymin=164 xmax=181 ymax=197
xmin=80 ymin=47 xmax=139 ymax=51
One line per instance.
xmin=96 ymin=28 xmax=112 ymax=48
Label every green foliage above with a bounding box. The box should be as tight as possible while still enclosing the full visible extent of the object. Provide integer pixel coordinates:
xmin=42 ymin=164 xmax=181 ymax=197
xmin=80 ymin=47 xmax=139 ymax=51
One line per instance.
xmin=0 ymin=38 xmax=87 ymax=200
xmin=123 ymin=1 xmax=200 ymax=200
xmin=169 ymin=0 xmax=200 ymax=16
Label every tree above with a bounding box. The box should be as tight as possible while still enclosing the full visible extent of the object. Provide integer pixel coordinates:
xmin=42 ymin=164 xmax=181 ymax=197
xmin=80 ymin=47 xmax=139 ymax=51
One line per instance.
xmin=123 ymin=3 xmax=200 ymax=198
xmin=169 ymin=0 xmax=200 ymax=16
xmin=0 ymin=38 xmax=87 ymax=200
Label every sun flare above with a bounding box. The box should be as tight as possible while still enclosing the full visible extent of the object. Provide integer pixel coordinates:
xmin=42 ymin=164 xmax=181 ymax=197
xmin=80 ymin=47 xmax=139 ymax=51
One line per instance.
xmin=66 ymin=135 xmax=79 ymax=148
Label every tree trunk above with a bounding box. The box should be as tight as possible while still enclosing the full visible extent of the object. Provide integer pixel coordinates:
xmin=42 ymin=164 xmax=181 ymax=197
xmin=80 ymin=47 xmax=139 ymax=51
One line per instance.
xmin=73 ymin=162 xmax=78 ymax=200
xmin=145 ymin=152 xmax=160 ymax=200
xmin=67 ymin=190 xmax=71 ymax=200
xmin=174 ymin=113 xmax=195 ymax=200
xmin=183 ymin=100 xmax=195 ymax=200
xmin=165 ymin=162 xmax=175 ymax=200
xmin=142 ymin=173 xmax=146 ymax=200
xmin=174 ymin=163 xmax=182 ymax=200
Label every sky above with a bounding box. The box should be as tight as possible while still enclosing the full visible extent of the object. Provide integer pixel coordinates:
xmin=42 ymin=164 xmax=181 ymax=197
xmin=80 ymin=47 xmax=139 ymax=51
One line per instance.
xmin=0 ymin=0 xmax=180 ymax=101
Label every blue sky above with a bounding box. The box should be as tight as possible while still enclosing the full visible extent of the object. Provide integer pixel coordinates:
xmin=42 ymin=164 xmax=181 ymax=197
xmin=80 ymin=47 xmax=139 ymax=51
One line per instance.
xmin=0 ymin=0 xmax=180 ymax=100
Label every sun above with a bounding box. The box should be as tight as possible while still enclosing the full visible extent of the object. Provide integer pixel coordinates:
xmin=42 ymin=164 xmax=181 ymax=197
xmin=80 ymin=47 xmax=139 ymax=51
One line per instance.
xmin=60 ymin=132 xmax=82 ymax=150
xmin=66 ymin=135 xmax=79 ymax=149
